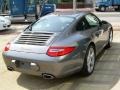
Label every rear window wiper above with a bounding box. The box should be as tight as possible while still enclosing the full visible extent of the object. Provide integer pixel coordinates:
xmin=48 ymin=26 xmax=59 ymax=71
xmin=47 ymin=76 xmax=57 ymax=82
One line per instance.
xmin=24 ymin=25 xmax=32 ymax=31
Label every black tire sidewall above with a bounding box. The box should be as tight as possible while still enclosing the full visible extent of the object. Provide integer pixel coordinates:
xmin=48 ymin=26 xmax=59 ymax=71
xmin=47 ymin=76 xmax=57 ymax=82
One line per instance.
xmin=82 ymin=45 xmax=96 ymax=76
xmin=100 ymin=6 xmax=106 ymax=12
xmin=108 ymin=29 xmax=113 ymax=46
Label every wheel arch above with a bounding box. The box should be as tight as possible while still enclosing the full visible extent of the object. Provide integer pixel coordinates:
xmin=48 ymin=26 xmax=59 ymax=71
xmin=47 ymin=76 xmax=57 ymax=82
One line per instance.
xmin=81 ymin=41 xmax=96 ymax=76
xmin=108 ymin=26 xmax=113 ymax=36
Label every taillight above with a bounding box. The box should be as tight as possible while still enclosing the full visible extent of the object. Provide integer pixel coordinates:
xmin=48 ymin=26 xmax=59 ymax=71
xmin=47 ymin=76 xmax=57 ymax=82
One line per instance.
xmin=47 ymin=46 xmax=76 ymax=57
xmin=4 ymin=43 xmax=10 ymax=52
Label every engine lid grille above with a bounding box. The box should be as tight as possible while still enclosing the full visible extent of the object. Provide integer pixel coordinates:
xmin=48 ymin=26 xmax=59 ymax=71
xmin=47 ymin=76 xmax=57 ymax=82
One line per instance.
xmin=15 ymin=32 xmax=54 ymax=46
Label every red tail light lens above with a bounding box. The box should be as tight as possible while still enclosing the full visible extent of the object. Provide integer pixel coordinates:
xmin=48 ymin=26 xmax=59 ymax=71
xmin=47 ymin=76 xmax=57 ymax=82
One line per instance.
xmin=4 ymin=43 xmax=10 ymax=52
xmin=47 ymin=46 xmax=76 ymax=57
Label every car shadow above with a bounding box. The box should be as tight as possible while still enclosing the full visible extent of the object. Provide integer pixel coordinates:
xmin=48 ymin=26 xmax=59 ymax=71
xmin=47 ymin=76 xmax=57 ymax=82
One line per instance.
xmin=17 ymin=42 xmax=120 ymax=90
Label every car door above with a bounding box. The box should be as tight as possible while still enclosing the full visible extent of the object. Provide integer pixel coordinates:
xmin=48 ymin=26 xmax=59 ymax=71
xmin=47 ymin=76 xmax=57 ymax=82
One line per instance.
xmin=75 ymin=16 xmax=100 ymax=52
xmin=85 ymin=14 xmax=106 ymax=52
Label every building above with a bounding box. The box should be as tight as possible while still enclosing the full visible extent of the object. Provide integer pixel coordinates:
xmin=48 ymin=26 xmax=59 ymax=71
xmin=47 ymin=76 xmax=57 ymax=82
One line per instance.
xmin=0 ymin=0 xmax=94 ymax=14
xmin=48 ymin=0 xmax=93 ymax=8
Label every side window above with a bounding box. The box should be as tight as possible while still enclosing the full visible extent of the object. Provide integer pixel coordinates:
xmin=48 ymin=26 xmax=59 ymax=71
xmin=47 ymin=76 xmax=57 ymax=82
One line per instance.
xmin=85 ymin=14 xmax=100 ymax=28
xmin=76 ymin=18 xmax=90 ymax=31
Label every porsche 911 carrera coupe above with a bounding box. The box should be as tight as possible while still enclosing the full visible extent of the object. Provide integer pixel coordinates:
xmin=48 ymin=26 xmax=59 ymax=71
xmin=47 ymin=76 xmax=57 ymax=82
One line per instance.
xmin=2 ymin=11 xmax=113 ymax=79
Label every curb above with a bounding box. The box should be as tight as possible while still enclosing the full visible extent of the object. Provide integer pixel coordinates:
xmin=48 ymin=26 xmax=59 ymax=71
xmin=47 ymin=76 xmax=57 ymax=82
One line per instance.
xmin=12 ymin=21 xmax=32 ymax=24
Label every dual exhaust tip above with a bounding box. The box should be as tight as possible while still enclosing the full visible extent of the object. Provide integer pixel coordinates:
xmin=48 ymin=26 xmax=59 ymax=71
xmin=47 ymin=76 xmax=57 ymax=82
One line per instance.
xmin=42 ymin=73 xmax=55 ymax=79
xmin=7 ymin=66 xmax=55 ymax=79
xmin=7 ymin=66 xmax=14 ymax=71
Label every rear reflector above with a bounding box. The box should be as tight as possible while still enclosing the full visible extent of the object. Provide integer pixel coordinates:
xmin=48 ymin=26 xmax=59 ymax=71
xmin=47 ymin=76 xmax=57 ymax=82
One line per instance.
xmin=47 ymin=46 xmax=76 ymax=57
xmin=4 ymin=43 xmax=10 ymax=52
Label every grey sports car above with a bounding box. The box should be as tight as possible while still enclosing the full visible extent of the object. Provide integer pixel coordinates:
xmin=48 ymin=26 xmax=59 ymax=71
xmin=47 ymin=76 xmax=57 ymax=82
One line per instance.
xmin=2 ymin=11 xmax=113 ymax=79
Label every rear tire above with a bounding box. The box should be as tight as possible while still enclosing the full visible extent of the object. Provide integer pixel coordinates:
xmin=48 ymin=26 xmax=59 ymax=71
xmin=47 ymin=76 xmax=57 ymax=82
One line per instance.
xmin=95 ymin=9 xmax=100 ymax=11
xmin=115 ymin=6 xmax=120 ymax=11
xmin=81 ymin=45 xmax=96 ymax=76
xmin=100 ymin=6 xmax=106 ymax=12
xmin=115 ymin=8 xmax=119 ymax=11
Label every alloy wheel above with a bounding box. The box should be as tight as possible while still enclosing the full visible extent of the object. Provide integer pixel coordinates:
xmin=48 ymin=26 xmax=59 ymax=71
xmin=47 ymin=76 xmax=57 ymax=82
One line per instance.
xmin=87 ymin=47 xmax=95 ymax=73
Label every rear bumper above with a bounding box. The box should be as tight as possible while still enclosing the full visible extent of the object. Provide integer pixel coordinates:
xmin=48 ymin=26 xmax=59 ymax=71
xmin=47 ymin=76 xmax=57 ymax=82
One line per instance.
xmin=2 ymin=51 xmax=84 ymax=78
xmin=0 ymin=22 xmax=11 ymax=30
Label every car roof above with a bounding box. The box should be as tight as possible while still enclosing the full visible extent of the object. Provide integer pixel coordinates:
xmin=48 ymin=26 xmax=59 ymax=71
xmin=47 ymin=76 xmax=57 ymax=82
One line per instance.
xmin=51 ymin=11 xmax=90 ymax=19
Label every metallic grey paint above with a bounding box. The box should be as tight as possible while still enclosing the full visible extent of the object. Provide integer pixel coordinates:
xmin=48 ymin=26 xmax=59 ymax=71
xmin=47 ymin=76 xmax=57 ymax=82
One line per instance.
xmin=2 ymin=11 xmax=113 ymax=78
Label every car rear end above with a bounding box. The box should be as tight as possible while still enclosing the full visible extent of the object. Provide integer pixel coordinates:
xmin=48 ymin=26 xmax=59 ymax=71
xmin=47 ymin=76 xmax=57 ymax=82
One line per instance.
xmin=3 ymin=31 xmax=84 ymax=79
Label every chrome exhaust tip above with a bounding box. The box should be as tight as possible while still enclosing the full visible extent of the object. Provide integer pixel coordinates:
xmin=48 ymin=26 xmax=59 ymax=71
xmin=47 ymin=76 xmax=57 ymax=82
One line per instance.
xmin=7 ymin=66 xmax=14 ymax=71
xmin=42 ymin=73 xmax=55 ymax=79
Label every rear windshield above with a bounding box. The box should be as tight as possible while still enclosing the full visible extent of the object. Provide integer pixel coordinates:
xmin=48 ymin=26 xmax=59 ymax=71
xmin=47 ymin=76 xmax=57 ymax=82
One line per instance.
xmin=27 ymin=15 xmax=74 ymax=32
